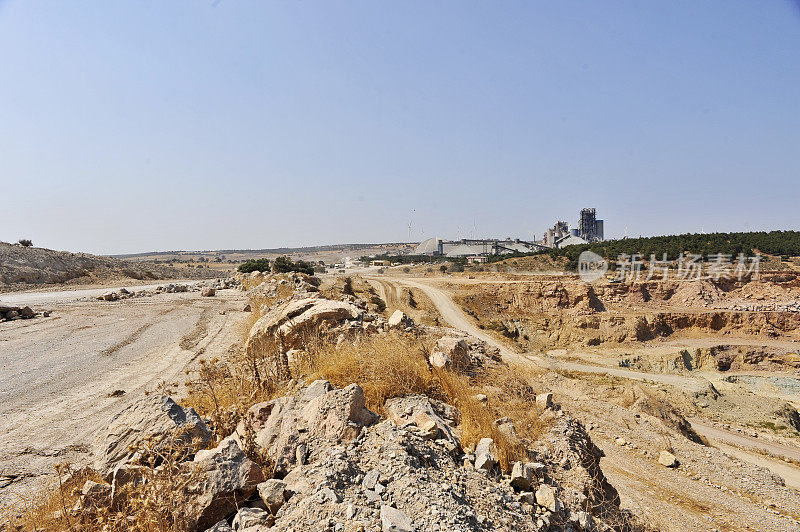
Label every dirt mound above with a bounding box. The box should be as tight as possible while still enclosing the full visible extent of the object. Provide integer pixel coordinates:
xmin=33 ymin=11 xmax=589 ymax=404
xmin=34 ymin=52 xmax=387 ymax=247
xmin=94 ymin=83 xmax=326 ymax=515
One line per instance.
xmin=0 ymin=242 xmax=219 ymax=290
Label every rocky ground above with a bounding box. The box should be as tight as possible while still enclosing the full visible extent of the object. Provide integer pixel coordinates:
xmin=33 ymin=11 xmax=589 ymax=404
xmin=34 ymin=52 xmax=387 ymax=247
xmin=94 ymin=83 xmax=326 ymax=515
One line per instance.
xmin=7 ymin=270 xmax=800 ymax=531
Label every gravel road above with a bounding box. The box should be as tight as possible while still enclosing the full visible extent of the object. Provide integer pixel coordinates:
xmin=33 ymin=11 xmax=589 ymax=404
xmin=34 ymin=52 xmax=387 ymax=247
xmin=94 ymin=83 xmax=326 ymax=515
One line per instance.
xmin=0 ymin=285 xmax=248 ymax=508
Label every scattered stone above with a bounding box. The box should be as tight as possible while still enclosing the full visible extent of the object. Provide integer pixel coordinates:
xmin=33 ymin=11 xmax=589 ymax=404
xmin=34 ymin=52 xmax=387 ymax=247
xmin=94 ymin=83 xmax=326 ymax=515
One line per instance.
xmin=257 ymin=479 xmax=287 ymax=514
xmin=204 ymin=520 xmax=233 ymax=532
xmin=428 ymin=350 xmax=451 ymax=368
xmin=362 ymin=468 xmax=381 ymax=491
xmin=380 ymin=504 xmax=413 ymax=532
xmin=536 ymin=393 xmax=553 ymax=409
xmin=475 ymin=438 xmax=497 ymax=471
xmin=535 ymin=484 xmax=561 ymax=513
xmin=384 ymin=395 xmax=459 ymax=447
xmin=201 ymin=287 xmax=216 ymax=297
xmin=510 ymin=461 xmax=533 ymax=491
xmin=232 ymin=506 xmax=272 ymax=529
xmin=659 ymin=450 xmax=678 ymax=468
xmin=80 ymin=480 xmax=111 ymax=509
xmin=387 ymin=309 xmax=413 ymax=329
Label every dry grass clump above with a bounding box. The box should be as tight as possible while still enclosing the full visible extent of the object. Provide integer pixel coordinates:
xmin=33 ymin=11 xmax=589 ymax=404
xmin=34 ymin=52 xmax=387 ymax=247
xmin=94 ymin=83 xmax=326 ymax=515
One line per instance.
xmin=3 ymin=434 xmax=205 ymax=532
xmin=301 ymin=332 xmax=447 ymax=414
xmin=184 ymin=339 xmax=289 ymax=442
xmin=438 ymin=365 xmax=548 ymax=470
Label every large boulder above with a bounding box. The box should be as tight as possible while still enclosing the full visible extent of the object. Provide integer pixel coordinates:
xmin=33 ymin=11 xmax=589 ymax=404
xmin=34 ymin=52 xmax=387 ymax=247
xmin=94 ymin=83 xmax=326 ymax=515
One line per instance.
xmin=301 ymin=383 xmax=378 ymax=440
xmin=185 ymin=438 xmax=265 ymax=531
xmin=236 ymin=382 xmax=376 ymax=476
xmin=245 ymin=298 xmax=361 ymax=351
xmin=94 ymin=394 xmax=213 ymax=477
xmin=235 ymin=396 xmax=301 ymax=475
xmin=387 ymin=310 xmax=413 ymax=329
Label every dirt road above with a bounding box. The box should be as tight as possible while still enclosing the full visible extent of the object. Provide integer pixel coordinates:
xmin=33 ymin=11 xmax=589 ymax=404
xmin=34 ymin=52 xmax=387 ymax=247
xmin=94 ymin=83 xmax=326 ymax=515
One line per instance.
xmin=0 ymin=285 xmax=248 ymax=507
xmin=0 ymin=280 xmax=199 ymax=307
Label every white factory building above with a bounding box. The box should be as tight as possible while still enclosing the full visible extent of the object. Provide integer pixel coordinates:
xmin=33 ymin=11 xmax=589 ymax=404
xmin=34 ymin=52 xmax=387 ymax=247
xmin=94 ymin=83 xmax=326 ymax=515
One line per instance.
xmin=413 ymin=237 xmax=546 ymax=258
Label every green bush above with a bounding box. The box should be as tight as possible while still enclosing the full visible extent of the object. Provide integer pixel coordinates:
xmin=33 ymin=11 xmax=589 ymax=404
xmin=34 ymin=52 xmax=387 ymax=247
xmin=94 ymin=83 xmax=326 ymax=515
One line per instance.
xmin=272 ymin=255 xmax=314 ymax=275
xmin=237 ymin=258 xmax=271 ymax=273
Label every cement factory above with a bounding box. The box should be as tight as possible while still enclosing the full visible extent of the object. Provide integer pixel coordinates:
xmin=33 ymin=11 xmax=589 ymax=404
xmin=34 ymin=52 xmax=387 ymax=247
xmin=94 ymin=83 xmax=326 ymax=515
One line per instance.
xmin=413 ymin=207 xmax=604 ymax=259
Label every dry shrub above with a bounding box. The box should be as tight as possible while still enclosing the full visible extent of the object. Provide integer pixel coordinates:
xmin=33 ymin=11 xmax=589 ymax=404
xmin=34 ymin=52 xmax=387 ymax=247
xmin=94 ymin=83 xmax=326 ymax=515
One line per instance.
xmin=437 ymin=365 xmax=547 ymax=470
xmin=1 ymin=466 xmax=100 ymax=532
xmin=4 ymin=433 xmax=206 ymax=532
xmin=184 ymin=342 xmax=288 ymax=443
xmin=301 ymin=332 xmax=446 ymax=414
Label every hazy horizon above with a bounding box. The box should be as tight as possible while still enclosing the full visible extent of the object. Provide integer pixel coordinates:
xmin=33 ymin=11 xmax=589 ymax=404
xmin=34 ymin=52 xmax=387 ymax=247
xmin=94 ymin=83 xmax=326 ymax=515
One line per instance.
xmin=3 ymin=1 xmax=800 ymax=255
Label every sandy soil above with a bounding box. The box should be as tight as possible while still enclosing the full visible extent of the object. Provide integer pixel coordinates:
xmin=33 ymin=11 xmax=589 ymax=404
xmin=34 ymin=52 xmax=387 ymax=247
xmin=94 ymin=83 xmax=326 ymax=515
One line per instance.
xmin=0 ymin=284 xmax=248 ymax=509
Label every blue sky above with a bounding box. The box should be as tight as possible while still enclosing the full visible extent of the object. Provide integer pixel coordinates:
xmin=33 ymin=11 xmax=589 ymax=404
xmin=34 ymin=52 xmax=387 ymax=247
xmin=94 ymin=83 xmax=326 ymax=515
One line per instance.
xmin=1 ymin=1 xmax=799 ymax=254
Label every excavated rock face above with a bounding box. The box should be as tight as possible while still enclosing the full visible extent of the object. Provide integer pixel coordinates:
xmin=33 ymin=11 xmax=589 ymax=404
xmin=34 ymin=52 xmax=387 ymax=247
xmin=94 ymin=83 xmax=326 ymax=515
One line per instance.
xmin=93 ymin=394 xmax=213 ymax=477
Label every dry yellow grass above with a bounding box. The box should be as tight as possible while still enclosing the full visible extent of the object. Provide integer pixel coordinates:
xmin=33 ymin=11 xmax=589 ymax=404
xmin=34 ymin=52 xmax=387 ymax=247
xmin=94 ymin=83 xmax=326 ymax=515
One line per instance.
xmin=301 ymin=332 xmax=445 ymax=413
xmin=2 ymin=433 xmax=206 ymax=532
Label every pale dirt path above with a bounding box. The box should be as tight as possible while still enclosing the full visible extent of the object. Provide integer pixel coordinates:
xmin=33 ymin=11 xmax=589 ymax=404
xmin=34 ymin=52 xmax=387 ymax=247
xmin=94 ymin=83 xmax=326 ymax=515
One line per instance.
xmin=690 ymin=419 xmax=800 ymax=463
xmin=0 ymin=288 xmax=248 ymax=508
xmin=0 ymin=280 xmax=203 ymax=306
xmin=375 ymin=275 xmax=800 ymax=530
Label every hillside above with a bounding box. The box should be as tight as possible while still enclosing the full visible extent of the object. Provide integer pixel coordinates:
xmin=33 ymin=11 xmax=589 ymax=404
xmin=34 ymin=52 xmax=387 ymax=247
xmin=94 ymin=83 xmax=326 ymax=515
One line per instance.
xmin=0 ymin=242 xmax=219 ymax=290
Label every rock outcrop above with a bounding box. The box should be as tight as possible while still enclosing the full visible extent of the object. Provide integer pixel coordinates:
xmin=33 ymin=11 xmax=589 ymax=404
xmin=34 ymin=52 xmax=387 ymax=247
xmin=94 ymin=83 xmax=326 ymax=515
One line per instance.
xmin=245 ymin=298 xmax=362 ymax=352
xmin=94 ymin=394 xmax=213 ymax=477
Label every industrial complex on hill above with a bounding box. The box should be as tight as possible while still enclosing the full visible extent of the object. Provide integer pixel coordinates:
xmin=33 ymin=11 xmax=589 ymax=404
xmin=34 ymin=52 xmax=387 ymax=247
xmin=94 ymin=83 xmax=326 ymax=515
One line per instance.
xmin=413 ymin=207 xmax=604 ymax=259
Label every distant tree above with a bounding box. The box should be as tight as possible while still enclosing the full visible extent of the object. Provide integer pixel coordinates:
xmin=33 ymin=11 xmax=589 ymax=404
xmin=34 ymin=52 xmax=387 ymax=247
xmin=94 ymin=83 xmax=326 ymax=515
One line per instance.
xmin=271 ymin=255 xmax=314 ymax=275
xmin=18 ymin=239 xmax=32 ymax=247
xmin=238 ymin=258 xmax=271 ymax=273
